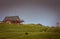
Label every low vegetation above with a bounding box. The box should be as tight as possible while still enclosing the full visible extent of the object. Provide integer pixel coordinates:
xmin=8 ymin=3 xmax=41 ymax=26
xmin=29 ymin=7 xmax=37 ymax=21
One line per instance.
xmin=0 ymin=23 xmax=60 ymax=39
xmin=0 ymin=23 xmax=49 ymax=32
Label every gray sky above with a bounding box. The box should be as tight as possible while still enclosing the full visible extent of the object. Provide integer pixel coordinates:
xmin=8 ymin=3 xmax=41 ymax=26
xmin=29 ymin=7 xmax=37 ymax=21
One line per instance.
xmin=0 ymin=0 xmax=60 ymax=26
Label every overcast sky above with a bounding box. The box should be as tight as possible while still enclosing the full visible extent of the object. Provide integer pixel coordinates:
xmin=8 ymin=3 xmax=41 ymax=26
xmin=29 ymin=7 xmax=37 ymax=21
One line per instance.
xmin=0 ymin=0 xmax=60 ymax=26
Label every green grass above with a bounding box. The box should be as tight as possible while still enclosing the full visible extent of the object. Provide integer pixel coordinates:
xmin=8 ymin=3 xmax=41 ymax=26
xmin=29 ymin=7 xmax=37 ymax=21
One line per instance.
xmin=0 ymin=32 xmax=60 ymax=39
xmin=21 ymin=32 xmax=60 ymax=39
xmin=0 ymin=23 xmax=48 ymax=32
xmin=0 ymin=23 xmax=60 ymax=39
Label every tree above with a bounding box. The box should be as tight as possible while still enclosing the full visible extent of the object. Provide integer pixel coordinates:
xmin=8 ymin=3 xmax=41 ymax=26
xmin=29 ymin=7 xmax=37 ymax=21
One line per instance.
xmin=37 ymin=23 xmax=43 ymax=26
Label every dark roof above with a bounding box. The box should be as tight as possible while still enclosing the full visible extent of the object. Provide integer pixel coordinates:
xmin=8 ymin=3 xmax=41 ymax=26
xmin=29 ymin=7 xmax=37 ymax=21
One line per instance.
xmin=3 ymin=16 xmax=21 ymax=21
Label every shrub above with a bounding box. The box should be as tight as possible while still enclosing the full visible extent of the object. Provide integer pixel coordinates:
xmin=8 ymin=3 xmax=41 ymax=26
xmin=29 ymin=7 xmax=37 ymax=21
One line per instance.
xmin=47 ymin=27 xmax=60 ymax=32
xmin=25 ymin=32 xmax=28 ymax=35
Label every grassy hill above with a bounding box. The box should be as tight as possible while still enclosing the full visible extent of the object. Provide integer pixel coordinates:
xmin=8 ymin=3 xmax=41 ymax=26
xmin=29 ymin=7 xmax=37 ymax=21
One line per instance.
xmin=0 ymin=23 xmax=60 ymax=39
xmin=0 ymin=32 xmax=60 ymax=39
xmin=0 ymin=23 xmax=48 ymax=32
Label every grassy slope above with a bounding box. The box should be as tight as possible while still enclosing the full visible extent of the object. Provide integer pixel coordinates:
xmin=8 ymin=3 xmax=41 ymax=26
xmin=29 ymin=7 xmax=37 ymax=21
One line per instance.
xmin=0 ymin=23 xmax=48 ymax=32
xmin=0 ymin=32 xmax=60 ymax=39
xmin=21 ymin=32 xmax=60 ymax=39
xmin=0 ymin=23 xmax=60 ymax=39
